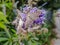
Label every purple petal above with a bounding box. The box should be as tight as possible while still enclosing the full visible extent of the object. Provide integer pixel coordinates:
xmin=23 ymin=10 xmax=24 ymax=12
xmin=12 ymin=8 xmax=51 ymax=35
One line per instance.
xmin=20 ymin=13 xmax=26 ymax=22
xmin=39 ymin=14 xmax=44 ymax=17
xmin=22 ymin=23 xmax=25 ymax=29
xmin=23 ymin=6 xmax=31 ymax=13
xmin=33 ymin=18 xmax=42 ymax=24
xmin=33 ymin=15 xmax=45 ymax=25
xmin=30 ymin=7 xmax=38 ymax=13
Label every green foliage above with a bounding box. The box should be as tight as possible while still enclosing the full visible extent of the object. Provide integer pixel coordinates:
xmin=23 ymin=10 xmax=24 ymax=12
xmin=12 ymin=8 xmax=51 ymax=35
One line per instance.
xmin=0 ymin=12 xmax=7 ymax=22
xmin=0 ymin=11 xmax=8 ymax=29
xmin=20 ymin=32 xmax=51 ymax=45
xmin=0 ymin=11 xmax=19 ymax=45
xmin=0 ymin=38 xmax=8 ymax=42
xmin=0 ymin=1 xmax=19 ymax=45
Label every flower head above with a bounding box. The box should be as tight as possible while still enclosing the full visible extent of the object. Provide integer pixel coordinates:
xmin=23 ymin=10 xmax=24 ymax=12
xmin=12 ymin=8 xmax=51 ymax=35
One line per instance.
xmin=19 ymin=6 xmax=46 ymax=29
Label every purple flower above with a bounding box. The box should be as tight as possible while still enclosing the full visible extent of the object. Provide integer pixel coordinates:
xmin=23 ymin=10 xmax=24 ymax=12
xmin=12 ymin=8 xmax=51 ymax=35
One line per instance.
xmin=33 ymin=17 xmax=43 ymax=24
xmin=20 ymin=13 xmax=26 ymax=22
xmin=39 ymin=14 xmax=44 ymax=17
xmin=23 ymin=6 xmax=31 ymax=13
xmin=21 ymin=6 xmax=46 ymax=29
xmin=33 ymin=14 xmax=45 ymax=25
xmin=30 ymin=7 xmax=38 ymax=13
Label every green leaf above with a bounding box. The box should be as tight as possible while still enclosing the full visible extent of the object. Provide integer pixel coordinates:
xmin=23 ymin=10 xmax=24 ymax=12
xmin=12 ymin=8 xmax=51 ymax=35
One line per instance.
xmin=11 ymin=29 xmax=16 ymax=33
xmin=33 ymin=37 xmax=39 ymax=40
xmin=0 ymin=22 xmax=6 ymax=29
xmin=32 ymin=42 xmax=37 ymax=45
xmin=28 ymin=41 xmax=32 ymax=45
xmin=9 ymin=42 xmax=12 ymax=45
xmin=13 ymin=42 xmax=17 ymax=45
xmin=0 ymin=37 xmax=8 ymax=42
xmin=12 ymin=37 xmax=18 ymax=42
xmin=4 ymin=41 xmax=9 ymax=45
xmin=0 ymin=11 xmax=8 ymax=23
xmin=31 ymin=37 xmax=39 ymax=41
xmin=6 ymin=3 xmax=12 ymax=9
xmin=4 ymin=29 xmax=11 ymax=38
